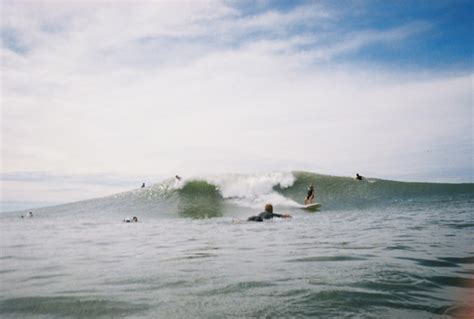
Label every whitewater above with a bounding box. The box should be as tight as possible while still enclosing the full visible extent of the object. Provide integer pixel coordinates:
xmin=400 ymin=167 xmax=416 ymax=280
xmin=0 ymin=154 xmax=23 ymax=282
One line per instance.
xmin=1 ymin=171 xmax=473 ymax=318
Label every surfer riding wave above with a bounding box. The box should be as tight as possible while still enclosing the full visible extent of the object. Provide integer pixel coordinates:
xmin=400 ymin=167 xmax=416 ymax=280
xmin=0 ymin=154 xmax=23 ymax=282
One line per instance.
xmin=304 ymin=183 xmax=315 ymax=205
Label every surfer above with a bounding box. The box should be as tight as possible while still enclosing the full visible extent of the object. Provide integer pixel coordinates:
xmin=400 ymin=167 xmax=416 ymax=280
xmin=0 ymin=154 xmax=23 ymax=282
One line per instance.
xmin=356 ymin=173 xmax=363 ymax=181
xmin=304 ymin=184 xmax=315 ymax=205
xmin=247 ymin=204 xmax=291 ymax=222
xmin=21 ymin=211 xmax=33 ymax=218
xmin=175 ymin=175 xmax=182 ymax=181
xmin=141 ymin=182 xmax=145 ymax=188
xmin=123 ymin=216 xmax=138 ymax=223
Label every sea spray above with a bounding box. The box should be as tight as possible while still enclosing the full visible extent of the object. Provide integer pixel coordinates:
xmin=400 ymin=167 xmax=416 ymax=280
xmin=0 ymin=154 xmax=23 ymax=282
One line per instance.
xmin=201 ymin=172 xmax=299 ymax=208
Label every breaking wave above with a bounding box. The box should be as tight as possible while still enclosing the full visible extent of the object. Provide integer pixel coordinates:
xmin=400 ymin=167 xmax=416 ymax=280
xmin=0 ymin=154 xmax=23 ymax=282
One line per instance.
xmin=7 ymin=171 xmax=473 ymax=218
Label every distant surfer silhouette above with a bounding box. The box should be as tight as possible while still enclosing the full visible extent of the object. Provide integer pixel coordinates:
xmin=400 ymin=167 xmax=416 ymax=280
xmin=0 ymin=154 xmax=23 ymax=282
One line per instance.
xmin=141 ymin=182 xmax=145 ymax=188
xmin=175 ymin=175 xmax=182 ymax=181
xmin=356 ymin=173 xmax=363 ymax=181
xmin=247 ymin=204 xmax=291 ymax=222
xmin=304 ymin=184 xmax=315 ymax=205
xmin=124 ymin=216 xmax=138 ymax=223
xmin=22 ymin=211 xmax=33 ymax=219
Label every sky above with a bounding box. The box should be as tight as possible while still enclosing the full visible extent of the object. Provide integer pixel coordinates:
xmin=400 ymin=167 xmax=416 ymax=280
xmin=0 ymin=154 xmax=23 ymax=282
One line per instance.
xmin=0 ymin=0 xmax=473 ymax=211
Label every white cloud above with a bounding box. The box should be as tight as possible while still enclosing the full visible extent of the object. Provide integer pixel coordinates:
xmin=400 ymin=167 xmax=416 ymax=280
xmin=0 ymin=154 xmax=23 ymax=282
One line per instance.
xmin=235 ymin=3 xmax=332 ymax=31
xmin=310 ymin=21 xmax=432 ymax=60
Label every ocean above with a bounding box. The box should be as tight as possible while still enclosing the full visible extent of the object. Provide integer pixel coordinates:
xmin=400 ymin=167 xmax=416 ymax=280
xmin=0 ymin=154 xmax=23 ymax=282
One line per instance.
xmin=1 ymin=171 xmax=473 ymax=318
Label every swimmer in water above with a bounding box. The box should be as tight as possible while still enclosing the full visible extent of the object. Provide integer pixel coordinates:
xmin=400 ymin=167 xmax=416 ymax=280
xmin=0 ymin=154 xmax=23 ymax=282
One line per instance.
xmin=247 ymin=204 xmax=291 ymax=222
xmin=124 ymin=216 xmax=138 ymax=223
xmin=22 ymin=211 xmax=33 ymax=219
xmin=304 ymin=184 xmax=315 ymax=205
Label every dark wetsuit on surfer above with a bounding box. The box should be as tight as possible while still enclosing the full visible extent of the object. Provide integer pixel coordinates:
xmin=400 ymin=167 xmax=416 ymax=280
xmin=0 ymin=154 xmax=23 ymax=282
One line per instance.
xmin=304 ymin=184 xmax=315 ymax=205
xmin=356 ymin=173 xmax=363 ymax=181
xmin=247 ymin=204 xmax=291 ymax=222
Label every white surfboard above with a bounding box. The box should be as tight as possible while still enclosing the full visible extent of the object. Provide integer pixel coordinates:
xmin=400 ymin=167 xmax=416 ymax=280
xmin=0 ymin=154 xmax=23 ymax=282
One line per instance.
xmin=301 ymin=203 xmax=321 ymax=211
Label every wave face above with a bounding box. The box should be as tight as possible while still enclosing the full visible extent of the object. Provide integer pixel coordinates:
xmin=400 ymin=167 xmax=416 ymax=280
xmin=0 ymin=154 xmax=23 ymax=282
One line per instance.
xmin=11 ymin=171 xmax=474 ymax=218
xmin=278 ymin=171 xmax=474 ymax=210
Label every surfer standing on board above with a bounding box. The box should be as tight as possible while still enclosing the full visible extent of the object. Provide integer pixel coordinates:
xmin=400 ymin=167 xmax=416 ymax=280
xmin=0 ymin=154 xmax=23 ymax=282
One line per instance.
xmin=304 ymin=183 xmax=315 ymax=205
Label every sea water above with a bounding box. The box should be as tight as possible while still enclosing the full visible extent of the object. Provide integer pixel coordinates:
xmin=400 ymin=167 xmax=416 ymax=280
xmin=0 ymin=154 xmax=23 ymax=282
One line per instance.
xmin=1 ymin=172 xmax=473 ymax=318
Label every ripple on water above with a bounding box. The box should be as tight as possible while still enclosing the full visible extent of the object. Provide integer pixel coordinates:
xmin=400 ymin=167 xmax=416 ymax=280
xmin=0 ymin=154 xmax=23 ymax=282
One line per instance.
xmin=0 ymin=296 xmax=148 ymax=318
xmin=363 ymin=269 xmax=440 ymax=291
xmin=0 ymin=269 xmax=15 ymax=275
xmin=27 ymin=273 xmax=68 ymax=281
xmin=101 ymin=276 xmax=204 ymax=292
xmin=271 ymin=289 xmax=454 ymax=318
xmin=200 ymin=281 xmax=276 ymax=296
xmin=438 ymin=256 xmax=474 ymax=264
xmin=396 ymin=257 xmax=460 ymax=268
xmin=163 ymin=251 xmax=219 ymax=261
xmin=456 ymin=269 xmax=474 ymax=275
xmin=384 ymin=244 xmax=414 ymax=251
xmin=427 ymin=275 xmax=474 ymax=288
xmin=287 ymin=255 xmax=368 ymax=263
xmin=0 ymin=255 xmax=14 ymax=260
xmin=444 ymin=223 xmax=474 ymax=230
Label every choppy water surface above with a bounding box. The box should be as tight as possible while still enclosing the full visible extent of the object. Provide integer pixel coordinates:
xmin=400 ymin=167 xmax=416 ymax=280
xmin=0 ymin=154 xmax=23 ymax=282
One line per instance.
xmin=1 ymin=172 xmax=473 ymax=318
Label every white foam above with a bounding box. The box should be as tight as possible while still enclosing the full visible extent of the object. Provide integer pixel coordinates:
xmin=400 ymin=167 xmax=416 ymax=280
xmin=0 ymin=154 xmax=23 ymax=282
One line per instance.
xmin=203 ymin=172 xmax=299 ymax=209
xmin=158 ymin=172 xmax=301 ymax=209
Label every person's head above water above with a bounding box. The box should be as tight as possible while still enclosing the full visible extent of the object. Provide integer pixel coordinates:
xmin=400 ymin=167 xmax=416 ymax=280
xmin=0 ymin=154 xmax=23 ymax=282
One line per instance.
xmin=264 ymin=203 xmax=273 ymax=213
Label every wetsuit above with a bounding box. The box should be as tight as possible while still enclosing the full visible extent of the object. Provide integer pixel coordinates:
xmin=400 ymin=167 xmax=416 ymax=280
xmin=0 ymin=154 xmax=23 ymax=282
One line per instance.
xmin=306 ymin=186 xmax=314 ymax=200
xmin=248 ymin=211 xmax=283 ymax=222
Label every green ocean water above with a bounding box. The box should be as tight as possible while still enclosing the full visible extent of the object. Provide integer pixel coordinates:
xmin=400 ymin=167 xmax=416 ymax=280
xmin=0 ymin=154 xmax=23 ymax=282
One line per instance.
xmin=1 ymin=171 xmax=473 ymax=318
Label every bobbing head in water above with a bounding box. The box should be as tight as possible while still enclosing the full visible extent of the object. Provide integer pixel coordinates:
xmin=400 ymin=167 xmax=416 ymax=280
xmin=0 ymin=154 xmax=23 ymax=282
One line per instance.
xmin=264 ymin=203 xmax=273 ymax=213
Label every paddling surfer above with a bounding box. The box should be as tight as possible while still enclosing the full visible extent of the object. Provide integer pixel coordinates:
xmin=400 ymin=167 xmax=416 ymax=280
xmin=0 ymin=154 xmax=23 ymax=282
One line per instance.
xmin=355 ymin=173 xmax=363 ymax=181
xmin=247 ymin=204 xmax=291 ymax=222
xmin=304 ymin=183 xmax=315 ymax=205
